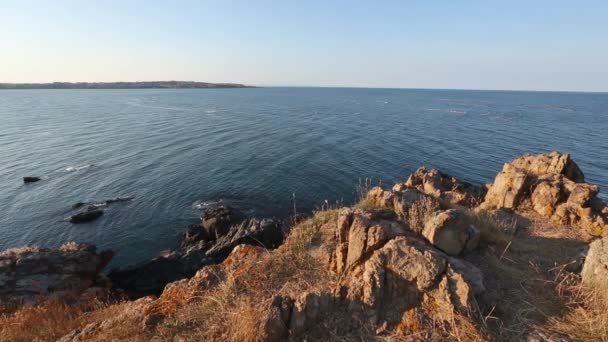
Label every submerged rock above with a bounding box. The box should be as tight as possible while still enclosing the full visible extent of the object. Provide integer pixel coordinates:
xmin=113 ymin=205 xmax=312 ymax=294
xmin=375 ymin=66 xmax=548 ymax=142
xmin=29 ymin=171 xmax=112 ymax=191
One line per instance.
xmin=71 ymin=196 xmax=134 ymax=211
xmin=69 ymin=207 xmax=104 ymax=223
xmin=201 ymin=206 xmax=246 ymax=240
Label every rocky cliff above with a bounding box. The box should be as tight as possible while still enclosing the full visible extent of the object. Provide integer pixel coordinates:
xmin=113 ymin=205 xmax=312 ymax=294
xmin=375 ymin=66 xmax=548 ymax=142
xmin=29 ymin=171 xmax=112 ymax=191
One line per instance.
xmin=1 ymin=152 xmax=608 ymax=341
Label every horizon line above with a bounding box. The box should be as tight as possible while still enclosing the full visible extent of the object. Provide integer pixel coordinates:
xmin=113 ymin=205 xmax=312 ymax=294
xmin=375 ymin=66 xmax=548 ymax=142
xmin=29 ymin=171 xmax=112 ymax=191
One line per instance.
xmin=1 ymin=81 xmax=606 ymax=94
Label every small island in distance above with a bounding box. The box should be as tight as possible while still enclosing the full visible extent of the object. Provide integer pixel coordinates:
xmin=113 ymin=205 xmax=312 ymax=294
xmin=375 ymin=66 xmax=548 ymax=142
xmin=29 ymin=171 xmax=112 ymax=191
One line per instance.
xmin=0 ymin=81 xmax=251 ymax=89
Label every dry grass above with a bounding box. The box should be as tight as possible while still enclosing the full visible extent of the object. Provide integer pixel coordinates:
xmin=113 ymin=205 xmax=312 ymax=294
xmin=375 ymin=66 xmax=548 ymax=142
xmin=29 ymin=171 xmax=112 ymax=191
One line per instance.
xmin=354 ymin=197 xmax=379 ymax=210
xmin=464 ymin=209 xmax=603 ymax=341
xmin=154 ymin=209 xmax=340 ymax=341
xmin=0 ymin=210 xmax=341 ymax=342
xmin=547 ymin=276 xmax=608 ymax=341
xmin=3 ymin=205 xmax=606 ymax=341
xmin=467 ymin=209 xmax=515 ymax=246
xmin=0 ymin=294 xmax=115 ymax=342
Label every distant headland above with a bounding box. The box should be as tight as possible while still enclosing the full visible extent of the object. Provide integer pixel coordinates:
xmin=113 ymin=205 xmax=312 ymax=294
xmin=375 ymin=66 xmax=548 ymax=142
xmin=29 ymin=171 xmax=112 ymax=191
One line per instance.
xmin=0 ymin=81 xmax=252 ymax=89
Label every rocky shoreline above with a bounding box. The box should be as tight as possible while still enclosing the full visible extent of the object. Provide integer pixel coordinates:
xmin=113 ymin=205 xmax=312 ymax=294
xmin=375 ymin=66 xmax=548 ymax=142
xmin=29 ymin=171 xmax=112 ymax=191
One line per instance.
xmin=2 ymin=151 xmax=607 ymax=341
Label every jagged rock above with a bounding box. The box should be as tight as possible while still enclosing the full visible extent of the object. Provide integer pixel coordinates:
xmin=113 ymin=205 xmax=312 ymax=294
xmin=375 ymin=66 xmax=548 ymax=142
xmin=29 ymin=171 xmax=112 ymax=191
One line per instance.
xmin=23 ymin=176 xmax=41 ymax=183
xmin=288 ymin=292 xmax=334 ymax=337
xmin=201 ymin=206 xmax=246 ymax=239
xmin=110 ymin=214 xmax=282 ymax=298
xmin=340 ymin=234 xmax=483 ymax=326
xmin=0 ymin=242 xmax=112 ymax=298
xmin=259 ymin=296 xmax=294 ymax=341
xmin=364 ymin=186 xmax=440 ymax=233
xmin=332 ymin=208 xmax=408 ymax=274
xmin=139 ymin=245 xmax=264 ymax=330
xmin=402 ymin=167 xmax=487 ymax=206
xmin=180 ymin=224 xmax=210 ymax=249
xmin=581 ymin=236 xmax=608 ymax=299
xmin=392 ymin=188 xmax=440 ymax=229
xmin=69 ymin=207 xmax=104 ymax=223
xmin=422 ymin=209 xmax=480 ymax=256
xmin=108 ymin=254 xmax=206 ymax=298
xmin=202 ymin=218 xmax=283 ymax=260
xmin=509 ymin=151 xmax=584 ymax=182
xmin=316 ymin=209 xmax=485 ymax=332
xmin=482 ymin=152 xmax=607 ymax=235
xmin=365 ymin=186 xmax=395 ymax=208
xmin=482 ymin=163 xmax=530 ymax=209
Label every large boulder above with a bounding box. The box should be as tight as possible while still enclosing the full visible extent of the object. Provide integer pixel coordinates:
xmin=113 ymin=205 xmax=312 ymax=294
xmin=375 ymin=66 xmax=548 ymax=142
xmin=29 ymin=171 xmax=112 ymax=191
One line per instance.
xmin=509 ymin=151 xmax=584 ymax=182
xmin=482 ymin=152 xmax=607 ymax=235
xmin=0 ymin=242 xmax=112 ymax=298
xmin=581 ymin=236 xmax=608 ymax=300
xmin=401 ymin=167 xmax=487 ymax=207
xmin=422 ymin=209 xmax=480 ymax=256
xmin=296 ymin=208 xmax=485 ymax=336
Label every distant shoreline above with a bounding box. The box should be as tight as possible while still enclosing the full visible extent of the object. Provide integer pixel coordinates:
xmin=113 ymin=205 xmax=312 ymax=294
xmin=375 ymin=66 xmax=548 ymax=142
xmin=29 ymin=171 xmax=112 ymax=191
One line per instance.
xmin=0 ymin=81 xmax=252 ymax=89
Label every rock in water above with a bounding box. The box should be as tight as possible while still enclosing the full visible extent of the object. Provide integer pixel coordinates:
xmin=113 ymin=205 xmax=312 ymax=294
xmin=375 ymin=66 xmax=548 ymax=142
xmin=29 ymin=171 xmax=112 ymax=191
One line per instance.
xmin=110 ymin=213 xmax=283 ymax=298
xmin=0 ymin=242 xmax=112 ymax=298
xmin=201 ymin=206 xmax=246 ymax=239
xmin=202 ymin=218 xmax=283 ymax=260
xmin=23 ymin=176 xmax=41 ymax=183
xmin=70 ymin=207 xmax=104 ymax=223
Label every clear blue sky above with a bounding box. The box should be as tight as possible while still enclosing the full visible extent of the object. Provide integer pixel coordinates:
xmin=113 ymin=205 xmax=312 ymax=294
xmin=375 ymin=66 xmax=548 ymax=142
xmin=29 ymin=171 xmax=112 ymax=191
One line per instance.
xmin=1 ymin=0 xmax=607 ymax=91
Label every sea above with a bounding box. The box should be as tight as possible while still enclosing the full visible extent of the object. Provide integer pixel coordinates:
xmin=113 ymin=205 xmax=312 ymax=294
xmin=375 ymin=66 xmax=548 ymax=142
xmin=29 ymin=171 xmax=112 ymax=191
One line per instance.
xmin=1 ymin=87 xmax=606 ymax=267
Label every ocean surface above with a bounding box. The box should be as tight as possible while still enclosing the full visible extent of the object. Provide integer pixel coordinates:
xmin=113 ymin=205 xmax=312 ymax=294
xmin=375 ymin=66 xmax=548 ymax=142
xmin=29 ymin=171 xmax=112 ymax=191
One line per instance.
xmin=1 ymin=88 xmax=607 ymax=268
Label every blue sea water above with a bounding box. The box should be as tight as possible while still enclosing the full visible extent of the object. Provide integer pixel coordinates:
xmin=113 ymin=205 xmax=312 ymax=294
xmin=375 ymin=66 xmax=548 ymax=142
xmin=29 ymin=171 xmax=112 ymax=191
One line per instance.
xmin=0 ymin=87 xmax=607 ymax=267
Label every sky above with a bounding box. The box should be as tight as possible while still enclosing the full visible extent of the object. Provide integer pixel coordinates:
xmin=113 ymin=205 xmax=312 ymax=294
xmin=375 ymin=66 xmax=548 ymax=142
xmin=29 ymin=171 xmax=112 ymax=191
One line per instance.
xmin=1 ymin=1 xmax=607 ymax=91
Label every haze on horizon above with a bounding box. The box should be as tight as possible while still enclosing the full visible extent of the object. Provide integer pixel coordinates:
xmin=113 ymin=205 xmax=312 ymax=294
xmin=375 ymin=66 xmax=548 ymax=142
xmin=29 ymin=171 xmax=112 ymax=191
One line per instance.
xmin=1 ymin=0 xmax=607 ymax=92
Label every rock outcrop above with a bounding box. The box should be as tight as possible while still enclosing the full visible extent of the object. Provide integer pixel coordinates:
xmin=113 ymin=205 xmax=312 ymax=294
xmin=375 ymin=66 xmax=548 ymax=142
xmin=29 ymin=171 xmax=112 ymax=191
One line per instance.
xmin=0 ymin=242 xmax=112 ymax=299
xmin=422 ymin=209 xmax=480 ymax=256
xmin=201 ymin=206 xmax=246 ymax=239
xmin=259 ymin=208 xmax=485 ymax=339
xmin=365 ymin=186 xmax=439 ymax=230
xmin=109 ymin=206 xmax=283 ymax=298
xmin=481 ymin=152 xmax=607 ymax=235
xmin=581 ymin=236 xmax=608 ymax=299
xmin=398 ymin=167 xmax=487 ymax=207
